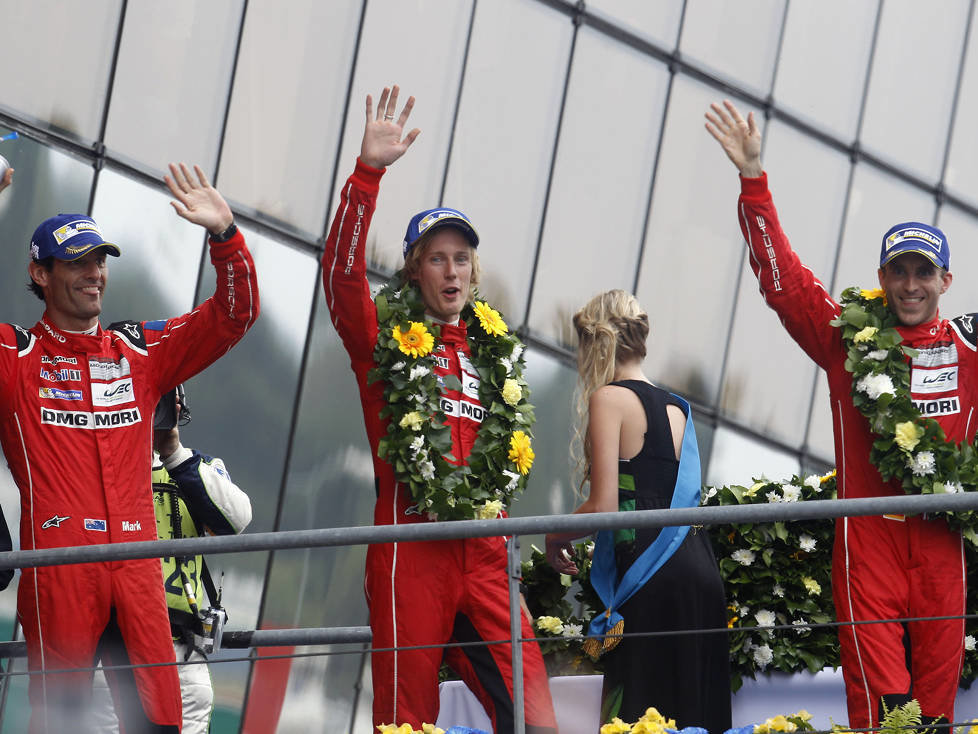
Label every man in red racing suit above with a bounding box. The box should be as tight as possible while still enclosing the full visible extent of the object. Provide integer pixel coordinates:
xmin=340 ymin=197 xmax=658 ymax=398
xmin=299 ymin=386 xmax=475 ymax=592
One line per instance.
xmin=323 ymin=86 xmax=557 ymax=733
xmin=707 ymin=101 xmax=968 ymax=728
xmin=3 ymin=163 xmax=258 ymax=732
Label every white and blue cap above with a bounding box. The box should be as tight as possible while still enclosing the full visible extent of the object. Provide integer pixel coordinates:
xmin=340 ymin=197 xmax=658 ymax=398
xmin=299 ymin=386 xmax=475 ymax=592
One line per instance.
xmin=30 ymin=213 xmax=121 ymax=262
xmin=402 ymin=207 xmax=479 ymax=258
xmin=880 ymin=221 xmax=949 ymax=270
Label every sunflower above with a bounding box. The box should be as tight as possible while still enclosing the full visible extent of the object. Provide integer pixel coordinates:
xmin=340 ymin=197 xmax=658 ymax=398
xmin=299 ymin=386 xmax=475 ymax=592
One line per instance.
xmin=859 ymin=287 xmax=887 ymax=305
xmin=392 ymin=322 xmax=434 ymax=358
xmin=508 ymin=430 xmax=534 ymax=475
xmin=473 ymin=300 xmax=508 ymax=336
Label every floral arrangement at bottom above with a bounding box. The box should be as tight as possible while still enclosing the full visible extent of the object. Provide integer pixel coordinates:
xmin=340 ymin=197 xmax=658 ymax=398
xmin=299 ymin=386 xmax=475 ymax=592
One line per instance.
xmin=377 ymin=725 xmax=445 ymax=734
xmin=702 ymin=472 xmax=838 ymax=692
xmin=520 ymin=541 xmax=602 ymax=677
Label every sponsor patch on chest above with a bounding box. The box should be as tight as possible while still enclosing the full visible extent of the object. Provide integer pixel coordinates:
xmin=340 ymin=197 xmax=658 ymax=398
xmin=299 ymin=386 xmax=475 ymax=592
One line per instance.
xmin=912 ymin=396 xmax=960 ymax=417
xmin=910 ymin=366 xmax=958 ymax=394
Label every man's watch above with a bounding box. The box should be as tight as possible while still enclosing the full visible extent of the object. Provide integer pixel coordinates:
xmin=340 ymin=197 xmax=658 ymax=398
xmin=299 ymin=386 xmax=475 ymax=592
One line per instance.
xmin=210 ymin=222 xmax=237 ymax=243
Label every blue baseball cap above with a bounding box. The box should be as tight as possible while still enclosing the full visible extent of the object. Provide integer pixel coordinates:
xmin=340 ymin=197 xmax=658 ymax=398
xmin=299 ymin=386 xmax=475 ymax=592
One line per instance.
xmin=402 ymin=207 xmax=479 ymax=258
xmin=30 ymin=214 xmax=121 ymax=262
xmin=880 ymin=221 xmax=949 ymax=270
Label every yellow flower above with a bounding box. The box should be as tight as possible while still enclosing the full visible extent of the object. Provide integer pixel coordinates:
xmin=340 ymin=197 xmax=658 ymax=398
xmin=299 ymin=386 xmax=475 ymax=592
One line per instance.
xmin=852 ymin=325 xmax=878 ymax=343
xmin=802 ymin=576 xmax=821 ymax=596
xmin=393 ymin=322 xmax=434 ymax=358
xmin=600 ymin=718 xmax=633 ymax=734
xmin=636 ymin=708 xmax=675 ymax=730
xmin=536 ymin=615 xmax=564 ymax=635
xmin=399 ymin=411 xmax=425 ymax=430
xmin=421 ymin=725 xmax=445 ymax=734
xmin=966 ymin=720 xmax=978 ymax=734
xmin=819 ymin=469 xmax=836 ymax=483
xmin=745 ymin=481 xmax=765 ymax=497
xmin=473 ymin=301 xmax=508 ymax=336
xmin=502 ymin=378 xmax=522 ymax=406
xmin=508 ymin=430 xmax=534 ymax=475
xmin=793 ymin=711 xmax=812 ymax=722
xmin=756 ymin=715 xmax=796 ymax=733
xmin=476 ymin=499 xmax=503 ymax=520
xmin=860 ymin=287 xmax=886 ymax=301
xmin=894 ymin=420 xmax=924 ymax=452
xmin=376 ymin=726 xmax=415 ymax=734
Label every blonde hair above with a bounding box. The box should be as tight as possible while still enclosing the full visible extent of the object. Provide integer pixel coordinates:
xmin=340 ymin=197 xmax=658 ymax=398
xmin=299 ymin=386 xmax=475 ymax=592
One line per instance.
xmin=402 ymin=228 xmax=481 ymax=302
xmin=570 ymin=289 xmax=650 ymax=491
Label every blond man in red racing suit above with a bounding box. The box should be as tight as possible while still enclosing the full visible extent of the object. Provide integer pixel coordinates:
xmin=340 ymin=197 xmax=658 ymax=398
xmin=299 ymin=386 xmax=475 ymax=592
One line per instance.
xmin=323 ymin=86 xmax=557 ymax=734
xmin=707 ymin=100 xmax=968 ymax=729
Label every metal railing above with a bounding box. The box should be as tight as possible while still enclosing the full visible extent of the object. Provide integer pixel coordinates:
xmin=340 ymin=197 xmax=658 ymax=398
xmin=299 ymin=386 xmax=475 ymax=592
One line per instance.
xmin=2 ymin=490 xmax=978 ymax=733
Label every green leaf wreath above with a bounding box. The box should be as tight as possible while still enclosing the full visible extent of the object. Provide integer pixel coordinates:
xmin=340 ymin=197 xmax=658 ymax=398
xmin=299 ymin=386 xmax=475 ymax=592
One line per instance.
xmin=831 ymin=286 xmax=978 ymax=545
xmin=368 ymin=272 xmax=536 ymax=521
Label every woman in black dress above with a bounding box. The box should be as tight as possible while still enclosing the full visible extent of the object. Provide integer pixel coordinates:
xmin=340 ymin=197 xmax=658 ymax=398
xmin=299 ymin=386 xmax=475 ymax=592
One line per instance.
xmin=545 ymin=289 xmax=731 ymax=732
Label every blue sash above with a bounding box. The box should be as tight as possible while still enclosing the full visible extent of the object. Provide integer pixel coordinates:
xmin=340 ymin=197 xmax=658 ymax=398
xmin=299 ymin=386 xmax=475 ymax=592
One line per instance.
xmin=586 ymin=395 xmax=701 ymax=646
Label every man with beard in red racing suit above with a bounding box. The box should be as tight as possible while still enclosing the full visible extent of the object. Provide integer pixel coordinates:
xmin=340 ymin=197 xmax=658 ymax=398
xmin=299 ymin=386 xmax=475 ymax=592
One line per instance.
xmin=323 ymin=86 xmax=557 ymax=734
xmin=2 ymin=163 xmax=258 ymax=733
xmin=707 ymin=100 xmax=969 ymax=729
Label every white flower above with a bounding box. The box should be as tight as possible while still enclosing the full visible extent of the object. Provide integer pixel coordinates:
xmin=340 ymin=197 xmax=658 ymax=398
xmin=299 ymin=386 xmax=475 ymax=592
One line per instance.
xmin=766 ymin=491 xmax=782 ymax=503
xmin=856 ymin=373 xmax=896 ymax=400
xmin=865 ymin=349 xmax=889 ymax=360
xmin=500 ymin=357 xmax=513 ymax=375
xmin=419 ymin=460 xmax=435 ymax=481
xmin=731 ymin=549 xmax=756 ymax=566
xmin=781 ymin=484 xmax=801 ymax=502
xmin=704 ymin=486 xmax=718 ymax=500
xmin=799 ymin=534 xmax=817 ymax=553
xmin=561 ymin=623 xmax=582 ymax=638
xmin=754 ymin=609 xmax=776 ymax=627
xmin=792 ymin=618 xmax=811 ymax=634
xmin=909 ymin=451 xmax=936 ymax=476
xmin=512 ymin=344 xmax=524 ymax=361
xmin=409 ymin=364 xmax=430 ymax=381
xmin=772 ymin=584 xmax=785 ymax=598
xmin=502 ymin=470 xmax=521 ymax=492
xmin=803 ymin=475 xmax=821 ymax=490
xmin=943 ymin=481 xmax=963 ymax=494
xmin=739 ymin=605 xmax=750 ymax=617
xmin=966 ymin=635 xmax=976 ymax=652
xmin=409 ymin=436 xmax=425 ymax=458
xmin=391 ymin=361 xmax=407 ymax=372
xmin=752 ymin=643 xmax=774 ymax=668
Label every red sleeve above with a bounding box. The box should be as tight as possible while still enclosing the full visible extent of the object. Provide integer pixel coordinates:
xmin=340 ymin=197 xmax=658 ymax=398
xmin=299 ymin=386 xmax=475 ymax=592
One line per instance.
xmin=738 ymin=173 xmax=841 ymax=370
xmin=145 ymin=229 xmax=260 ymax=392
xmin=322 ymin=158 xmax=386 ymax=362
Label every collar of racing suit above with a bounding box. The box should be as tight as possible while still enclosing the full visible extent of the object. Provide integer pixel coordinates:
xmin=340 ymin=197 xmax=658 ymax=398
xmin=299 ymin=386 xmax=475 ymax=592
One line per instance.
xmin=895 ymin=313 xmax=943 ymax=342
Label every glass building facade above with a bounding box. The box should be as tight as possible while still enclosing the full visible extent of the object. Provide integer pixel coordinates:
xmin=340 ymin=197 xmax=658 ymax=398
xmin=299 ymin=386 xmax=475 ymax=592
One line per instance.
xmin=0 ymin=0 xmax=976 ymax=730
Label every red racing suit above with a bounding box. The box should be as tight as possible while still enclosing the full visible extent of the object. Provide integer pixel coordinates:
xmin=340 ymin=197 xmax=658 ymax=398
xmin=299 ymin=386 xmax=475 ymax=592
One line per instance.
xmin=738 ymin=173 xmax=969 ymax=727
xmin=323 ymin=158 xmax=557 ymax=734
xmin=0 ymin=230 xmax=258 ymax=732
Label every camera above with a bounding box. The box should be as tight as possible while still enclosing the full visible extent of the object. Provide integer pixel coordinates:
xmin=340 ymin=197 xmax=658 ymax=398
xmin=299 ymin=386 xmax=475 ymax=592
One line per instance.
xmin=153 ymin=384 xmax=190 ymax=430
xmin=193 ymin=606 xmax=227 ymax=655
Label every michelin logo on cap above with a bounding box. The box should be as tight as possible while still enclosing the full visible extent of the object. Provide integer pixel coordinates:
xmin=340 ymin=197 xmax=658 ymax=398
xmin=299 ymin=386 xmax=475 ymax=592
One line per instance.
xmin=53 ymin=220 xmax=103 ymax=245
xmin=885 ymin=227 xmax=943 ymax=254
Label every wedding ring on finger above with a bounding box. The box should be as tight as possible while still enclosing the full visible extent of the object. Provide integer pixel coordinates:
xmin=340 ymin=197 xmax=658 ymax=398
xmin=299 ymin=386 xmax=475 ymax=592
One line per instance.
xmin=384 ymin=113 xmax=394 ymax=120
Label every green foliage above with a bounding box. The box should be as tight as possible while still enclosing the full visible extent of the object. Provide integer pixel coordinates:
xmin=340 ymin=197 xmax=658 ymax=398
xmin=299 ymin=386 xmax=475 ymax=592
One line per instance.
xmin=704 ymin=473 xmax=840 ymax=692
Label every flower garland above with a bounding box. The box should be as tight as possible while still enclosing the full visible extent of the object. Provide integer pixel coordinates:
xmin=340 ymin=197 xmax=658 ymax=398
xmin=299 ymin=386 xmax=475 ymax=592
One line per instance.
xmin=831 ymin=286 xmax=978 ymax=545
xmin=367 ymin=272 xmax=536 ymax=521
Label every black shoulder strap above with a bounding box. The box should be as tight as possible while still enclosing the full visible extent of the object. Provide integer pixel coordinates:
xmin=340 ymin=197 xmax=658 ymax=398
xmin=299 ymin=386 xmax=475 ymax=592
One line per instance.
xmin=950 ymin=313 xmax=978 ymax=350
xmin=107 ymin=320 xmax=147 ymax=351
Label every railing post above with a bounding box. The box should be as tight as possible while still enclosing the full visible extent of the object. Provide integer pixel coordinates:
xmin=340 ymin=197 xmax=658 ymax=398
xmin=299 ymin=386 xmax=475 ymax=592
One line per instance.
xmin=507 ymin=534 xmax=526 ymax=734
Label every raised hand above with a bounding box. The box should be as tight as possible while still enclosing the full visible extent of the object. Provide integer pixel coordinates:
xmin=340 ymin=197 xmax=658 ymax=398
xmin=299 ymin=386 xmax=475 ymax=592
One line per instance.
xmin=704 ymin=99 xmax=763 ymax=178
xmin=360 ymin=85 xmax=421 ymax=169
xmin=0 ymin=164 xmax=12 ymax=194
xmin=164 ymin=163 xmax=234 ymax=235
